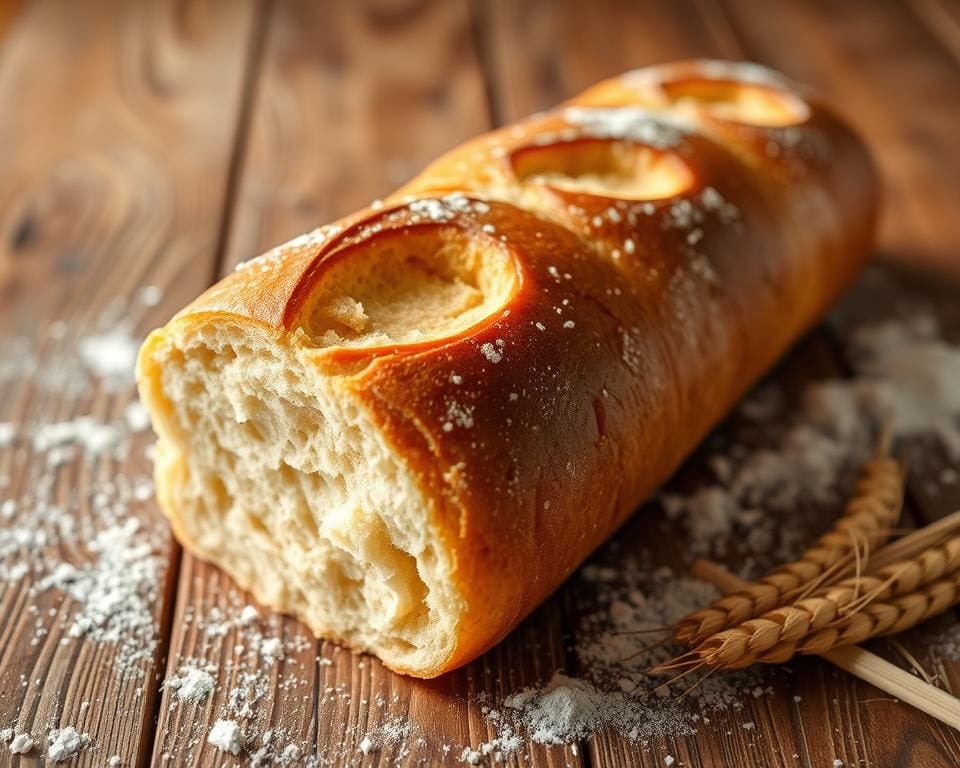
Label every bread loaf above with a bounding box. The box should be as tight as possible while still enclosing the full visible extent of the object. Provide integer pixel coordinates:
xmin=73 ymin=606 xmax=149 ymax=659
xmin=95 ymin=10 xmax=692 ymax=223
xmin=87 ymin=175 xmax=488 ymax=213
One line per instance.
xmin=137 ymin=60 xmax=877 ymax=677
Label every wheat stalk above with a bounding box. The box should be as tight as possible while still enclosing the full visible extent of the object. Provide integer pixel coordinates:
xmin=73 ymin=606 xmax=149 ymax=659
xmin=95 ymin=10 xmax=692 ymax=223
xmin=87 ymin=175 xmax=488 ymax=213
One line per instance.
xmin=659 ymin=553 xmax=960 ymax=673
xmin=689 ymin=558 xmax=960 ymax=732
xmin=675 ymin=443 xmax=904 ymax=645
xmin=862 ymin=535 xmax=960 ymax=596
xmin=865 ymin=509 xmax=960 ymax=572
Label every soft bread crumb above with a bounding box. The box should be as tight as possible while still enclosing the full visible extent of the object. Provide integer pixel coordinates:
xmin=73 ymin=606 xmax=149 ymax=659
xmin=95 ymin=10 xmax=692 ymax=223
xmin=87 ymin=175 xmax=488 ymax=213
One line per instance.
xmin=141 ymin=320 xmax=461 ymax=674
xmin=321 ymin=296 xmax=369 ymax=333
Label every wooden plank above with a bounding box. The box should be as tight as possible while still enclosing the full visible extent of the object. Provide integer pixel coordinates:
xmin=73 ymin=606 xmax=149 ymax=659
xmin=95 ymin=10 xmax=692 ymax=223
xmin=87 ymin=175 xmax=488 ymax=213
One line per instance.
xmin=473 ymin=3 xmax=778 ymax=765
xmin=719 ymin=0 xmax=960 ymax=280
xmin=824 ymin=266 xmax=960 ymax=524
xmin=472 ymin=0 xmax=727 ymax=122
xmin=568 ymin=328 xmax=960 ymax=768
xmin=0 ymin=0 xmax=260 ymax=765
xmin=908 ymin=0 xmax=960 ymax=66
xmin=151 ymin=2 xmax=582 ymax=766
xmin=473 ymin=3 xmax=782 ymax=766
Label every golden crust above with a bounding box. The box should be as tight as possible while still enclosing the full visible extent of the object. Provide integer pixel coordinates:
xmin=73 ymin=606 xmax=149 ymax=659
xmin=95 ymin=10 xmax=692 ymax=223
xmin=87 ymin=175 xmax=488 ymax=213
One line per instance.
xmin=138 ymin=60 xmax=877 ymax=677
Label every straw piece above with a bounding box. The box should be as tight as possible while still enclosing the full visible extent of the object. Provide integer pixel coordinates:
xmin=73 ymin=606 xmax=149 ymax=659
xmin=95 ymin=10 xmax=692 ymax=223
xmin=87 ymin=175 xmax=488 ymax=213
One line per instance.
xmin=823 ymin=647 xmax=960 ymax=731
xmin=688 ymin=559 xmax=960 ymax=732
xmin=889 ymin=639 xmax=938 ymax=687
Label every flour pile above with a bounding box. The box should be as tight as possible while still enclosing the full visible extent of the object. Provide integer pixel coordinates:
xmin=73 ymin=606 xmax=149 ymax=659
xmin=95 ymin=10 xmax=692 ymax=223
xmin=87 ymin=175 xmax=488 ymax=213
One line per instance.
xmin=662 ymin=315 xmax=960 ymax=562
xmin=465 ymin=563 xmax=771 ymax=761
xmin=164 ymin=665 xmax=216 ymax=704
xmin=47 ymin=727 xmax=91 ymax=762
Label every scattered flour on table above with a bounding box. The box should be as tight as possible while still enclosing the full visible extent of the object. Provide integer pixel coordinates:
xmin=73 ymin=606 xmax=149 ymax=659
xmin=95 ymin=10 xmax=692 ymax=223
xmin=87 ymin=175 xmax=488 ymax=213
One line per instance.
xmin=124 ymin=401 xmax=151 ymax=433
xmin=249 ymin=733 xmax=303 ymax=766
xmin=152 ymin=594 xmax=321 ymax=764
xmin=0 ymin=298 xmax=162 ymax=676
xmin=10 ymin=733 xmax=34 ymax=754
xmin=47 ymin=726 xmax=90 ymax=762
xmin=32 ymin=417 xmax=124 ymax=458
xmin=77 ymin=323 xmax=141 ymax=390
xmin=164 ymin=666 xmax=216 ymax=704
xmin=0 ymin=298 xmax=165 ymax=764
xmin=259 ymin=636 xmax=284 ymax=663
xmin=460 ymin=563 xmax=770 ymax=762
xmin=36 ymin=518 xmax=161 ymax=669
xmin=662 ymin=315 xmax=960 ymax=560
xmin=136 ymin=284 xmax=164 ymax=308
xmin=207 ymin=719 xmax=243 ymax=755
xmin=508 ymin=674 xmax=607 ymax=744
xmin=846 ymin=318 xmax=960 ymax=455
xmin=0 ymin=422 xmax=16 ymax=446
xmin=6 ymin=284 xmax=960 ymax=764
xmin=2 ymin=728 xmax=34 ymax=755
xmin=354 ymin=716 xmax=415 ymax=758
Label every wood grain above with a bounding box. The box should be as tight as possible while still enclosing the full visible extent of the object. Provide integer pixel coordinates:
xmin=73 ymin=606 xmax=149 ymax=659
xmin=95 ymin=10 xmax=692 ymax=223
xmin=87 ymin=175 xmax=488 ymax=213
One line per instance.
xmin=0 ymin=0 xmax=259 ymax=765
xmin=909 ymin=0 xmax=960 ymax=64
xmin=2 ymin=1 xmax=960 ymax=766
xmin=0 ymin=0 xmax=23 ymax=44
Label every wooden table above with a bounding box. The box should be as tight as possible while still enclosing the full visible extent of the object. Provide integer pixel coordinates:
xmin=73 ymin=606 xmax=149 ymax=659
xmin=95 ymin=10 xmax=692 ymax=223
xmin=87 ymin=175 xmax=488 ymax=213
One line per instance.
xmin=2 ymin=1 xmax=960 ymax=766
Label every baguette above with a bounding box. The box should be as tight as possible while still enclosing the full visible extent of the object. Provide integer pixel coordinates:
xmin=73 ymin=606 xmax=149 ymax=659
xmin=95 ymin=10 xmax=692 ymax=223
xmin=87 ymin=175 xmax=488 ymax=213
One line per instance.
xmin=136 ymin=60 xmax=877 ymax=677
